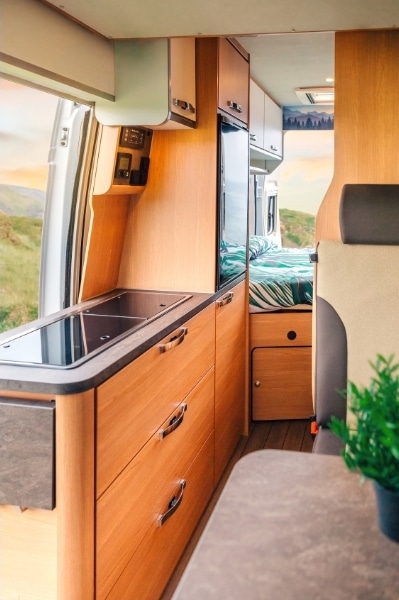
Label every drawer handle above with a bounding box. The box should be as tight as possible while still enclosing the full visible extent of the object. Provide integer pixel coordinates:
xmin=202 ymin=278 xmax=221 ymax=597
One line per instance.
xmin=216 ymin=292 xmax=234 ymax=307
xmin=158 ymin=403 xmax=188 ymax=440
xmin=173 ymin=98 xmax=195 ymax=113
xmin=158 ymin=480 xmax=186 ymax=527
xmin=287 ymin=330 xmax=297 ymax=341
xmin=227 ymin=100 xmax=243 ymax=113
xmin=158 ymin=327 xmax=188 ymax=353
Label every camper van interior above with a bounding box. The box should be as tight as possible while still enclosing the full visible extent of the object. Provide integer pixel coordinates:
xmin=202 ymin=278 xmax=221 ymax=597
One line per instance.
xmin=1 ymin=0 xmax=399 ymax=598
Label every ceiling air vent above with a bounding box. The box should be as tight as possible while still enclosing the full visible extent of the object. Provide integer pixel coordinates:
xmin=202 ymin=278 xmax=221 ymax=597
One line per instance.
xmin=295 ymin=87 xmax=334 ymax=105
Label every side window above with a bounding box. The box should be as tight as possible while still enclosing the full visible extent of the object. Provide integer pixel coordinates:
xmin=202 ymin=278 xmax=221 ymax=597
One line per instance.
xmin=0 ymin=78 xmax=93 ymax=334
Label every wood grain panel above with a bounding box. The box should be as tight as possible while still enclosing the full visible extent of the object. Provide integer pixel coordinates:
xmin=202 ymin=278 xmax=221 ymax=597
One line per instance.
xmin=0 ymin=505 xmax=56 ymax=599
xmin=252 ymin=347 xmax=313 ymax=420
xmin=96 ymin=368 xmax=214 ymax=599
xmin=79 ymin=193 xmax=130 ymax=301
xmin=316 ymin=30 xmax=399 ymax=241
xmin=96 ymin=303 xmax=215 ymax=498
xmin=250 ymin=311 xmax=312 ymax=349
xmin=215 ymin=280 xmax=247 ymax=482
xmin=56 ymin=390 xmax=95 ymax=600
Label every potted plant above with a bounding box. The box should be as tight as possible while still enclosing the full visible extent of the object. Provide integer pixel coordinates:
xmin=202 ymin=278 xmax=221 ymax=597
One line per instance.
xmin=329 ymin=353 xmax=399 ymax=543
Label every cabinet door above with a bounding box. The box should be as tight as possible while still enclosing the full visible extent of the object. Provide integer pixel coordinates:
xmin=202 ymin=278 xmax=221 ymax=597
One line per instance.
xmin=218 ymin=38 xmax=249 ymax=126
xmin=215 ymin=280 xmax=247 ymax=482
xmin=170 ymin=38 xmax=196 ymax=125
xmin=263 ymin=93 xmax=283 ymax=158
xmin=249 ymin=79 xmax=265 ymax=149
xmin=252 ymin=347 xmax=313 ymax=420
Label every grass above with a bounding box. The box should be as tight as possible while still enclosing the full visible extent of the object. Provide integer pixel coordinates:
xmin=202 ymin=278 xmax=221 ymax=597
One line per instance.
xmin=0 ymin=213 xmax=42 ymax=333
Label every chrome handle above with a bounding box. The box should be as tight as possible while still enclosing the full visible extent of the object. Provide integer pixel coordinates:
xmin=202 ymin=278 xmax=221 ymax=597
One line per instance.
xmin=250 ymin=133 xmax=257 ymax=141
xmin=227 ymin=101 xmax=243 ymax=113
xmin=173 ymin=98 xmax=195 ymax=113
xmin=158 ymin=480 xmax=186 ymax=527
xmin=270 ymin=145 xmax=278 ymax=152
xmin=158 ymin=327 xmax=188 ymax=353
xmin=158 ymin=403 xmax=187 ymax=439
xmin=216 ymin=292 xmax=234 ymax=307
xmin=254 ymin=380 xmax=261 ymax=387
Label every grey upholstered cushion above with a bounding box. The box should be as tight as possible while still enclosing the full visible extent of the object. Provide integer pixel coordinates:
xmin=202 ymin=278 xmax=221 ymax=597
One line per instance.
xmin=340 ymin=184 xmax=399 ymax=244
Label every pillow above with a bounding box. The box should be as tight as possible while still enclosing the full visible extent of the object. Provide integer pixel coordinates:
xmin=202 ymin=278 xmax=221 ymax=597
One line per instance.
xmin=249 ymin=235 xmax=277 ymax=260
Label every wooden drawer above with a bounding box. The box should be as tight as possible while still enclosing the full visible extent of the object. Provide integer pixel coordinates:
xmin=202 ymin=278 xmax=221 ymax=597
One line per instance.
xmin=104 ymin=432 xmax=215 ymax=600
xmin=250 ymin=311 xmax=312 ymax=349
xmin=96 ymin=368 xmax=215 ymax=599
xmin=252 ymin=347 xmax=313 ymax=420
xmin=96 ymin=302 xmax=215 ymax=497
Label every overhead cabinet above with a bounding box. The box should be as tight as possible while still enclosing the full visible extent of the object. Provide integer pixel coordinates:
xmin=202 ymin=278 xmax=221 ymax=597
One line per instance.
xmin=95 ymin=38 xmax=196 ymax=129
xmin=249 ymin=79 xmax=283 ymax=173
xmin=218 ymin=38 xmax=249 ymax=126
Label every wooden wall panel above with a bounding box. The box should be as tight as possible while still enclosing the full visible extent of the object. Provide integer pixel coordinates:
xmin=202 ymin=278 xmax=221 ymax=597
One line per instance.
xmin=316 ymin=30 xmax=399 ymax=241
xmin=117 ymin=39 xmax=219 ymax=293
xmin=79 ymin=194 xmax=130 ymax=301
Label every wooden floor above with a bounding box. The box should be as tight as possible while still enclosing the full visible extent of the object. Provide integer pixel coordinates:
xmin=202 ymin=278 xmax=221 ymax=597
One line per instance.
xmin=161 ymin=419 xmax=313 ymax=599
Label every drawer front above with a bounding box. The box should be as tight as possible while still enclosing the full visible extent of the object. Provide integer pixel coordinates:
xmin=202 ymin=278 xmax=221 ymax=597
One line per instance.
xmin=252 ymin=347 xmax=313 ymax=420
xmin=250 ymin=311 xmax=312 ymax=348
xmin=104 ymin=432 xmax=215 ymax=600
xmin=96 ymin=368 xmax=215 ymax=599
xmin=97 ymin=303 xmax=215 ymax=497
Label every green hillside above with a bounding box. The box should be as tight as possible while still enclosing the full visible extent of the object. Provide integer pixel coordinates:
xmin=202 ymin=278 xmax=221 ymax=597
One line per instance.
xmin=0 ymin=183 xmax=45 ymax=218
xmin=0 ymin=212 xmax=42 ymax=332
xmin=280 ymin=208 xmax=315 ymax=248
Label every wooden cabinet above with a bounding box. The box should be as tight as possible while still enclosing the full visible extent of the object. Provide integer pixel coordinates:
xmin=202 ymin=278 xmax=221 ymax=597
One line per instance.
xmin=96 ymin=303 xmax=216 ymax=599
xmin=218 ymin=38 xmax=249 ymax=126
xmin=249 ymin=79 xmax=283 ymax=174
xmin=95 ymin=38 xmax=196 ymax=130
xmin=250 ymin=311 xmax=313 ymax=420
xmin=215 ymin=280 xmax=247 ymax=482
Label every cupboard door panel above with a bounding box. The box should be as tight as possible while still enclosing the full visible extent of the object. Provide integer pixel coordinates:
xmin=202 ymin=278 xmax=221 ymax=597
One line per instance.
xmin=218 ymin=38 xmax=249 ymax=125
xmin=96 ymin=303 xmax=215 ymax=497
xmin=215 ymin=281 xmax=247 ymax=482
xmin=252 ymin=347 xmax=313 ymax=420
xmin=96 ymin=368 xmax=214 ymax=598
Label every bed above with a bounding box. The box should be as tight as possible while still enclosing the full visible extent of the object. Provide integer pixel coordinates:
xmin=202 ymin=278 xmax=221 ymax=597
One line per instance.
xmin=220 ymin=236 xmax=314 ymax=311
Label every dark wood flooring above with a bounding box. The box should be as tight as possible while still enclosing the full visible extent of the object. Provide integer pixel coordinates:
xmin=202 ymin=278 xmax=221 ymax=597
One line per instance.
xmin=161 ymin=419 xmax=313 ymax=599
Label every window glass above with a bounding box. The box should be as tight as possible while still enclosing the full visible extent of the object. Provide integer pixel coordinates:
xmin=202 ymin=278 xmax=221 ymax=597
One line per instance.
xmin=0 ymin=79 xmax=58 ymax=332
xmin=0 ymin=78 xmax=92 ymax=334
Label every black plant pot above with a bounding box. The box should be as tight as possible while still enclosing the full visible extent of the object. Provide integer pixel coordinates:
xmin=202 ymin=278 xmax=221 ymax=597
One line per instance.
xmin=373 ymin=481 xmax=399 ymax=543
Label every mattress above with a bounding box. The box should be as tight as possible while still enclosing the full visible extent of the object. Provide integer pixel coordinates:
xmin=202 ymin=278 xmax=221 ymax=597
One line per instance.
xmin=220 ymin=237 xmax=314 ymax=311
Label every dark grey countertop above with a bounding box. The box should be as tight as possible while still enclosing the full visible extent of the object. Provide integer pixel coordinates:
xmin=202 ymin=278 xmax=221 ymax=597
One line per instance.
xmin=0 ymin=280 xmax=243 ymax=395
xmin=172 ymin=450 xmax=399 ymax=600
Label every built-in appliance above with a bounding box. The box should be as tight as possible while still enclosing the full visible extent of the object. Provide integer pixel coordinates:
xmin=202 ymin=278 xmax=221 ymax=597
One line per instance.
xmin=0 ymin=291 xmax=191 ymax=369
xmin=217 ymin=114 xmax=249 ymax=290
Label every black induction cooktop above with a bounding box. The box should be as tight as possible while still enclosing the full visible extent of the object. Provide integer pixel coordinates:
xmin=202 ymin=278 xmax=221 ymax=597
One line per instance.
xmin=0 ymin=291 xmax=191 ymax=368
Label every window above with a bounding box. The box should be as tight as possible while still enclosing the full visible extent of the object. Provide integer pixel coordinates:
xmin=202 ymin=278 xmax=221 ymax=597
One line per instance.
xmin=0 ymin=78 xmax=94 ymax=334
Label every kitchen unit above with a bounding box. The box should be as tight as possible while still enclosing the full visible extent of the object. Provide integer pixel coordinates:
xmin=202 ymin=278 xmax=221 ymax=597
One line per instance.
xmin=250 ymin=310 xmax=313 ymax=420
xmin=0 ymin=34 xmax=249 ymax=599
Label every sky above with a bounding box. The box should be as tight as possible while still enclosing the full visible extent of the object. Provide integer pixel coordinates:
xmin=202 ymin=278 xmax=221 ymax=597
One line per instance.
xmin=0 ymin=78 xmax=58 ymax=190
xmin=278 ymin=129 xmax=334 ymax=215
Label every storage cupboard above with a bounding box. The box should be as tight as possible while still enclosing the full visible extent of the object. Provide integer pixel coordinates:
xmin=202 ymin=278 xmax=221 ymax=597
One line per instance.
xmin=95 ymin=38 xmax=196 ymax=129
xmin=250 ymin=311 xmax=313 ymax=420
xmin=249 ymin=79 xmax=283 ymax=174
xmin=218 ymin=37 xmax=250 ymax=126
